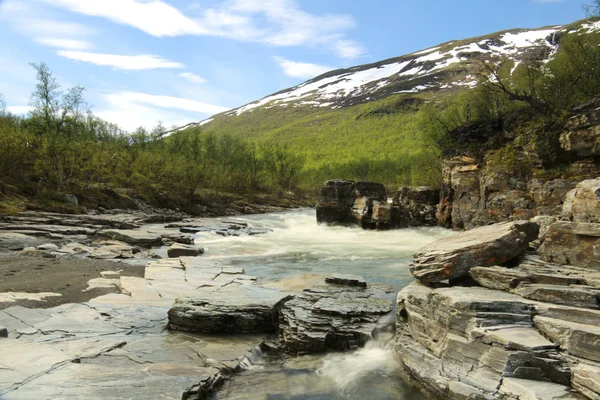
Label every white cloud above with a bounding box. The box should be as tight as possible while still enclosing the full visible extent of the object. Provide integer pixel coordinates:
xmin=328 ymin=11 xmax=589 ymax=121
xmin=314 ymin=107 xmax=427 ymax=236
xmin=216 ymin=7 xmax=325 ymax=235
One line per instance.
xmin=273 ymin=56 xmax=333 ymax=79
xmin=40 ymin=0 xmax=366 ymax=59
xmin=56 ymin=51 xmax=185 ymax=70
xmin=36 ymin=38 xmax=93 ymax=50
xmin=179 ymin=72 xmax=207 ymax=84
xmin=96 ymin=91 xmax=230 ymax=131
xmin=7 ymin=105 xmax=33 ymax=115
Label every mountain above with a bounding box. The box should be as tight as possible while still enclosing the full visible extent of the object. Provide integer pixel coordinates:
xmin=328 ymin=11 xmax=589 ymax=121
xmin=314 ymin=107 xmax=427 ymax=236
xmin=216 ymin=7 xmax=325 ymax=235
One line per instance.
xmin=180 ymin=19 xmax=600 ymax=189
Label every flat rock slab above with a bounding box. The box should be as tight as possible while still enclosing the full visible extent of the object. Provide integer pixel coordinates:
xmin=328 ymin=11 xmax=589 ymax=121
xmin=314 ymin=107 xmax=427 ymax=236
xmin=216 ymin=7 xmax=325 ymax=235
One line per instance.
xmin=167 ymin=243 xmax=204 ymax=258
xmin=169 ymin=285 xmax=292 ymax=334
xmin=498 ymin=378 xmax=586 ymax=400
xmin=325 ymin=274 xmax=367 ymax=287
xmin=278 ymin=281 xmax=394 ymax=354
xmin=411 ymin=220 xmax=539 ymax=283
xmin=0 ymin=292 xmax=62 ymax=304
xmin=97 ymin=229 xmax=163 ymax=247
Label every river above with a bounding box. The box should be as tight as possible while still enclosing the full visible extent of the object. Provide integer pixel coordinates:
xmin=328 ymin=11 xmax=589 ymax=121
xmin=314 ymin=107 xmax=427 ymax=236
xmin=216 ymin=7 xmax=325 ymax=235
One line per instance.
xmin=186 ymin=209 xmax=449 ymax=399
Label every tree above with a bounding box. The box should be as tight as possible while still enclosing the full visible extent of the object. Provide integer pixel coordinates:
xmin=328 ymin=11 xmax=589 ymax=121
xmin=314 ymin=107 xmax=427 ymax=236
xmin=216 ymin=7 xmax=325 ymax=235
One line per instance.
xmin=261 ymin=143 xmax=304 ymax=191
xmin=29 ymin=62 xmax=87 ymax=190
xmin=585 ymin=0 xmax=600 ymax=16
xmin=0 ymin=93 xmax=6 ymax=117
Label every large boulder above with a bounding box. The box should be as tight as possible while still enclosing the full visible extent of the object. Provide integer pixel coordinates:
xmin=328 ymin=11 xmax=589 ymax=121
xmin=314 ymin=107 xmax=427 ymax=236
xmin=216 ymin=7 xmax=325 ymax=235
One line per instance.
xmin=316 ymin=180 xmax=389 ymax=229
xmin=315 ymin=180 xmax=356 ymax=224
xmin=168 ymin=285 xmax=292 ymax=334
xmin=392 ymin=186 xmax=439 ymax=227
xmin=278 ymin=277 xmax=394 ymax=354
xmin=539 ymin=221 xmax=600 ymax=269
xmin=562 ymin=178 xmax=600 ymax=223
xmin=410 ymin=220 xmax=539 ymax=283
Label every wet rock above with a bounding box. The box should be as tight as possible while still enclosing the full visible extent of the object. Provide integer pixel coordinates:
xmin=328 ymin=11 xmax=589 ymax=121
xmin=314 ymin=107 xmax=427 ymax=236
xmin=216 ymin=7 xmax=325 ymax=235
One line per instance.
xmin=316 ymin=180 xmax=389 ymax=229
xmin=167 ymin=243 xmax=204 ymax=258
xmin=168 ymin=285 xmax=292 ymax=334
xmin=562 ymin=178 xmax=600 ymax=223
xmin=278 ymin=280 xmax=394 ymax=354
xmin=97 ymin=229 xmax=163 ymax=247
xmin=315 ymin=180 xmax=357 ymax=224
xmin=539 ymin=221 xmax=600 ymax=269
xmin=392 ymin=186 xmax=439 ymax=227
xmin=411 ymin=220 xmax=539 ymax=283
xmin=325 ymin=274 xmax=367 ymax=288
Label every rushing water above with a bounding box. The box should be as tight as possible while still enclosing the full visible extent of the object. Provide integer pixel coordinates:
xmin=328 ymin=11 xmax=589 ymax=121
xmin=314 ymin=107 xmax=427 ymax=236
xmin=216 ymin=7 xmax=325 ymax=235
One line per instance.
xmin=189 ymin=209 xmax=450 ymax=400
xmin=197 ymin=209 xmax=450 ymax=290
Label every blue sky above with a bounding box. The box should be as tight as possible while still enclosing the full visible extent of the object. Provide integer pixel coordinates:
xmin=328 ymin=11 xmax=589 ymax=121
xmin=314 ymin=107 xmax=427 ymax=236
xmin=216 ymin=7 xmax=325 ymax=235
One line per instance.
xmin=0 ymin=0 xmax=590 ymax=131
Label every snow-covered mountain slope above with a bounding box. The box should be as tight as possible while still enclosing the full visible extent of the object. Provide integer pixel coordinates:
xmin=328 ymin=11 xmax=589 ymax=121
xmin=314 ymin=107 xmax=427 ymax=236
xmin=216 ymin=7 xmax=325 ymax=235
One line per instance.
xmin=187 ymin=19 xmax=599 ymax=130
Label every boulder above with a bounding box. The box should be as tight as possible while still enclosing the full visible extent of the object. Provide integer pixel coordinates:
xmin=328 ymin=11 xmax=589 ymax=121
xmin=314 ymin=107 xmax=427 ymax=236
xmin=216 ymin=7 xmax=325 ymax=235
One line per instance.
xmin=0 ymin=326 xmax=7 ymax=338
xmin=539 ymin=221 xmax=600 ymax=270
xmin=168 ymin=285 xmax=292 ymax=334
xmin=278 ymin=279 xmax=394 ymax=354
xmin=167 ymin=243 xmax=204 ymax=258
xmin=351 ymin=181 xmax=387 ymax=229
xmin=392 ymin=186 xmax=440 ymax=227
xmin=315 ymin=180 xmax=356 ymax=224
xmin=97 ymin=229 xmax=163 ymax=247
xmin=36 ymin=243 xmax=59 ymax=251
xmin=562 ymin=178 xmax=600 ymax=223
xmin=410 ymin=221 xmax=539 ymax=283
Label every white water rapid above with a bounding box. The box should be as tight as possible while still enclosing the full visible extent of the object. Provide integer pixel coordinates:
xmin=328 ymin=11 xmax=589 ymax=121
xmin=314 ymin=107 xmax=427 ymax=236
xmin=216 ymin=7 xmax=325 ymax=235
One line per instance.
xmin=202 ymin=209 xmax=449 ymax=399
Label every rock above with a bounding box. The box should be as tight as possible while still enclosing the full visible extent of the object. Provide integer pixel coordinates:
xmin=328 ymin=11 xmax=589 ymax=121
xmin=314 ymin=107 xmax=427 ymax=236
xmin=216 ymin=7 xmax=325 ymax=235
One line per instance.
xmin=533 ymin=316 xmax=600 ymax=363
xmin=394 ymin=283 xmax=578 ymax=399
xmin=325 ymin=274 xmax=367 ymax=288
xmin=562 ymin=178 xmax=600 ymax=223
xmin=315 ymin=179 xmax=356 ymax=224
xmin=100 ymin=271 xmax=121 ymax=279
xmin=0 ymin=326 xmax=7 ymax=338
xmin=513 ymin=284 xmax=600 ymax=309
xmin=36 ymin=243 xmax=59 ymax=251
xmin=315 ymin=180 xmax=389 ymax=229
xmin=63 ymin=194 xmax=78 ymax=206
xmin=392 ymin=186 xmax=440 ymax=227
xmin=469 ymin=265 xmax=533 ymax=291
xmin=167 ymin=243 xmax=204 ymax=258
xmin=498 ymin=378 xmax=586 ymax=400
xmin=572 ymin=363 xmax=600 ymax=400
xmin=97 ymin=229 xmax=163 ymax=247
xmin=17 ymin=247 xmax=57 ymax=258
xmin=561 ymin=105 xmax=600 ymax=157
xmin=411 ymin=220 xmax=539 ymax=283
xmin=168 ymin=285 xmax=292 ymax=334
xmin=539 ymin=221 xmax=600 ymax=269
xmin=529 ymin=179 xmax=578 ymax=217
xmin=278 ymin=280 xmax=394 ymax=354
xmin=532 ymin=215 xmax=557 ymax=240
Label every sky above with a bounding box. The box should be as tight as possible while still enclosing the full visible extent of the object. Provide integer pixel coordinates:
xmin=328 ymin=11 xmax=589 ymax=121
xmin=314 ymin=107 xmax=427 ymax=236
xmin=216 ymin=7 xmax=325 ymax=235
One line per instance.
xmin=0 ymin=0 xmax=591 ymax=132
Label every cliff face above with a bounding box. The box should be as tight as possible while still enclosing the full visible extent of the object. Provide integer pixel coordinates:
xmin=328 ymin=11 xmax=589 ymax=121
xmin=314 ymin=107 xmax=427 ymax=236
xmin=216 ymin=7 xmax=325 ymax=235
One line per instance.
xmin=439 ymin=104 xmax=600 ymax=230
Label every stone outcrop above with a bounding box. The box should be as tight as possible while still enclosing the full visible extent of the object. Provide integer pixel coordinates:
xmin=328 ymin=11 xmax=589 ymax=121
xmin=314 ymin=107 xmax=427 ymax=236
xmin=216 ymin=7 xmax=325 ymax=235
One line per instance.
xmin=562 ymin=178 xmax=600 ymax=223
xmin=392 ymin=186 xmax=439 ymax=227
xmin=315 ymin=180 xmax=357 ymax=225
xmin=437 ymin=156 xmax=580 ymax=230
xmin=278 ymin=277 xmax=394 ymax=354
xmin=316 ymin=180 xmax=390 ymax=229
xmin=539 ymin=221 xmax=600 ymax=269
xmin=411 ymin=220 xmax=539 ymax=283
xmin=394 ymin=282 xmax=595 ymax=400
xmin=561 ymin=102 xmax=600 ymax=157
